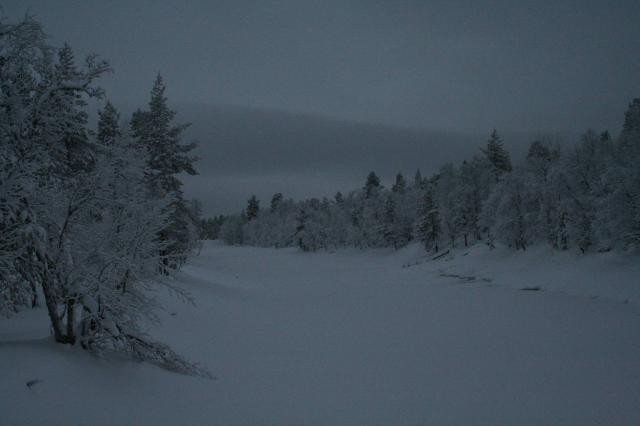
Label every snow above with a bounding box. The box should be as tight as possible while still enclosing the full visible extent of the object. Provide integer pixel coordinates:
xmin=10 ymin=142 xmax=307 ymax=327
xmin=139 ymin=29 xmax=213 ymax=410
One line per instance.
xmin=2 ymin=241 xmax=640 ymax=425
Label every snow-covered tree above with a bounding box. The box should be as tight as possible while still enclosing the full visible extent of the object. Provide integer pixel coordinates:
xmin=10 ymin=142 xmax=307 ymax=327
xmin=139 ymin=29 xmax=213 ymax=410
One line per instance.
xmin=391 ymin=173 xmax=407 ymax=194
xmin=416 ymin=186 xmax=441 ymax=252
xmin=364 ymin=171 xmax=382 ymax=199
xmin=483 ymin=129 xmax=512 ymax=179
xmin=0 ymin=14 xmax=108 ymax=318
xmin=97 ymin=101 xmax=121 ymax=146
xmin=130 ymin=74 xmax=198 ymax=267
xmin=413 ymin=169 xmax=425 ymax=190
xmin=270 ymin=192 xmax=283 ymax=213
xmin=246 ymin=195 xmax=260 ymax=221
xmin=523 ymin=139 xmax=562 ymax=247
xmin=457 ymin=156 xmax=491 ymax=245
xmin=482 ymin=169 xmax=536 ymax=250
xmin=434 ymin=164 xmax=464 ymax=247
xmin=0 ymin=151 xmax=41 ymax=315
xmin=382 ymin=195 xmax=398 ymax=248
xmin=0 ymin=14 xmax=205 ymax=375
xmin=622 ymin=98 xmax=640 ymax=136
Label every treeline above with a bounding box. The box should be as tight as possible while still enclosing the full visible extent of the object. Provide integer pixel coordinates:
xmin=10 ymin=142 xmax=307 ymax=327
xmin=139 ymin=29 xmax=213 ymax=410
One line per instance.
xmin=0 ymin=15 xmax=206 ymax=374
xmin=221 ymin=103 xmax=640 ymax=253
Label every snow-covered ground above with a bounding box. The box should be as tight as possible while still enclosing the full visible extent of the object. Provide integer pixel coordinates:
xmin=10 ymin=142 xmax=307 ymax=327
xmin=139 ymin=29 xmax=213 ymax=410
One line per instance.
xmin=2 ymin=241 xmax=640 ymax=425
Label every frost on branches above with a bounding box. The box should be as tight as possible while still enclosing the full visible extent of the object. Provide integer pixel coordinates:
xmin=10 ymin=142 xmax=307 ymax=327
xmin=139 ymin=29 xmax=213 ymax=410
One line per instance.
xmin=0 ymin=14 xmax=206 ymax=376
xmin=225 ymin=109 xmax=640 ymax=255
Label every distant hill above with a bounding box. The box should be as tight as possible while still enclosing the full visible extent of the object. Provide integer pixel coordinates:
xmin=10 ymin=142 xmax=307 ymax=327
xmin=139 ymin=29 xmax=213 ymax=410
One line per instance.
xmin=105 ymin=101 xmax=551 ymax=214
xmin=178 ymin=103 xmax=482 ymax=175
xmin=177 ymin=103 xmax=486 ymax=214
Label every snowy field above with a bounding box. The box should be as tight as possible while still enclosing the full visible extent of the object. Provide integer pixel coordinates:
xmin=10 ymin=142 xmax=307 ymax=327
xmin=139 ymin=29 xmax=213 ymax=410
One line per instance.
xmin=2 ymin=241 xmax=640 ymax=425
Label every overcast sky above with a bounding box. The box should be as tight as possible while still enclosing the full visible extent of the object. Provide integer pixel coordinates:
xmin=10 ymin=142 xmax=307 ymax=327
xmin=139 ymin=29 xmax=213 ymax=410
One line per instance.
xmin=5 ymin=0 xmax=640 ymax=133
xmin=4 ymin=1 xmax=640 ymax=214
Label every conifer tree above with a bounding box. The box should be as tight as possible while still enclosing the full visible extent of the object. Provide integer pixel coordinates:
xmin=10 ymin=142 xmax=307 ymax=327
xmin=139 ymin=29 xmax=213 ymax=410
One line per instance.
xmin=131 ymin=74 xmax=196 ymax=197
xmin=392 ymin=173 xmax=407 ymax=194
xmin=35 ymin=42 xmax=108 ymax=176
xmin=364 ymin=171 xmax=381 ymax=198
xmin=56 ymin=43 xmax=92 ymax=171
xmin=270 ymin=193 xmax=283 ymax=213
xmin=483 ymin=129 xmax=512 ymax=179
xmin=413 ymin=169 xmax=424 ymax=189
xmin=622 ymin=98 xmax=640 ymax=136
xmin=130 ymin=74 xmax=198 ymax=267
xmin=247 ymin=195 xmax=260 ymax=221
xmin=97 ymin=101 xmax=121 ymax=146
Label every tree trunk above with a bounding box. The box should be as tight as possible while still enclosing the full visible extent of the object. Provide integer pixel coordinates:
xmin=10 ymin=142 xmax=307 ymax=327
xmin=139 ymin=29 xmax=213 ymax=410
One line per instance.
xmin=30 ymin=285 xmax=38 ymax=308
xmin=65 ymin=297 xmax=76 ymax=344
xmin=39 ymin=268 xmax=66 ymax=343
xmin=120 ymin=269 xmax=130 ymax=294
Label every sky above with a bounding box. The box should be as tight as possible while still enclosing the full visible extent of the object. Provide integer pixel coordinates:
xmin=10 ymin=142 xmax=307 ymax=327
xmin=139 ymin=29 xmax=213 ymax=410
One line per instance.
xmin=5 ymin=0 xmax=639 ymax=133
xmin=4 ymin=0 xmax=640 ymax=213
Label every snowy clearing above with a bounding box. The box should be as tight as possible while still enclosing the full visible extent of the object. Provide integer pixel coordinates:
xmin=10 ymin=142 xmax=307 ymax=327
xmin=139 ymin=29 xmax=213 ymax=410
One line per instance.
xmin=2 ymin=241 xmax=640 ymax=425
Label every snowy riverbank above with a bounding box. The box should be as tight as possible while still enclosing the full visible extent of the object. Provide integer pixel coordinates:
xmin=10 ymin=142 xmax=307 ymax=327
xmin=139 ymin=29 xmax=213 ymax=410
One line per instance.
xmin=2 ymin=241 xmax=639 ymax=425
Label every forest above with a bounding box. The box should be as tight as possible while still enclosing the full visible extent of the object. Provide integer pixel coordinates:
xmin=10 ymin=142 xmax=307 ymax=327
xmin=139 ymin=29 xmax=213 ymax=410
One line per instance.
xmin=221 ymin=109 xmax=640 ymax=254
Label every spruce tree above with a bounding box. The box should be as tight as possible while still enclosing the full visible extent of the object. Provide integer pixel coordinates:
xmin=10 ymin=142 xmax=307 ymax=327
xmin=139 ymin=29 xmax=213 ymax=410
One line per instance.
xmin=131 ymin=73 xmax=196 ymax=197
xmin=270 ymin=193 xmax=283 ymax=213
xmin=130 ymin=74 xmax=198 ymax=267
xmin=247 ymin=195 xmax=260 ymax=221
xmin=364 ymin=171 xmax=381 ymax=198
xmin=392 ymin=173 xmax=407 ymax=194
xmin=42 ymin=42 xmax=97 ymax=175
xmin=97 ymin=101 xmax=121 ymax=146
xmin=413 ymin=169 xmax=424 ymax=189
xmin=483 ymin=129 xmax=512 ymax=178
xmin=622 ymin=98 xmax=640 ymax=136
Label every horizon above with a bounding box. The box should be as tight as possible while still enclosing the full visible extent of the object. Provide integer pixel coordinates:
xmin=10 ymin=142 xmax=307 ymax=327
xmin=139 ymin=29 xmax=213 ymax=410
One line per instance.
xmin=87 ymin=97 xmax=627 ymax=216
